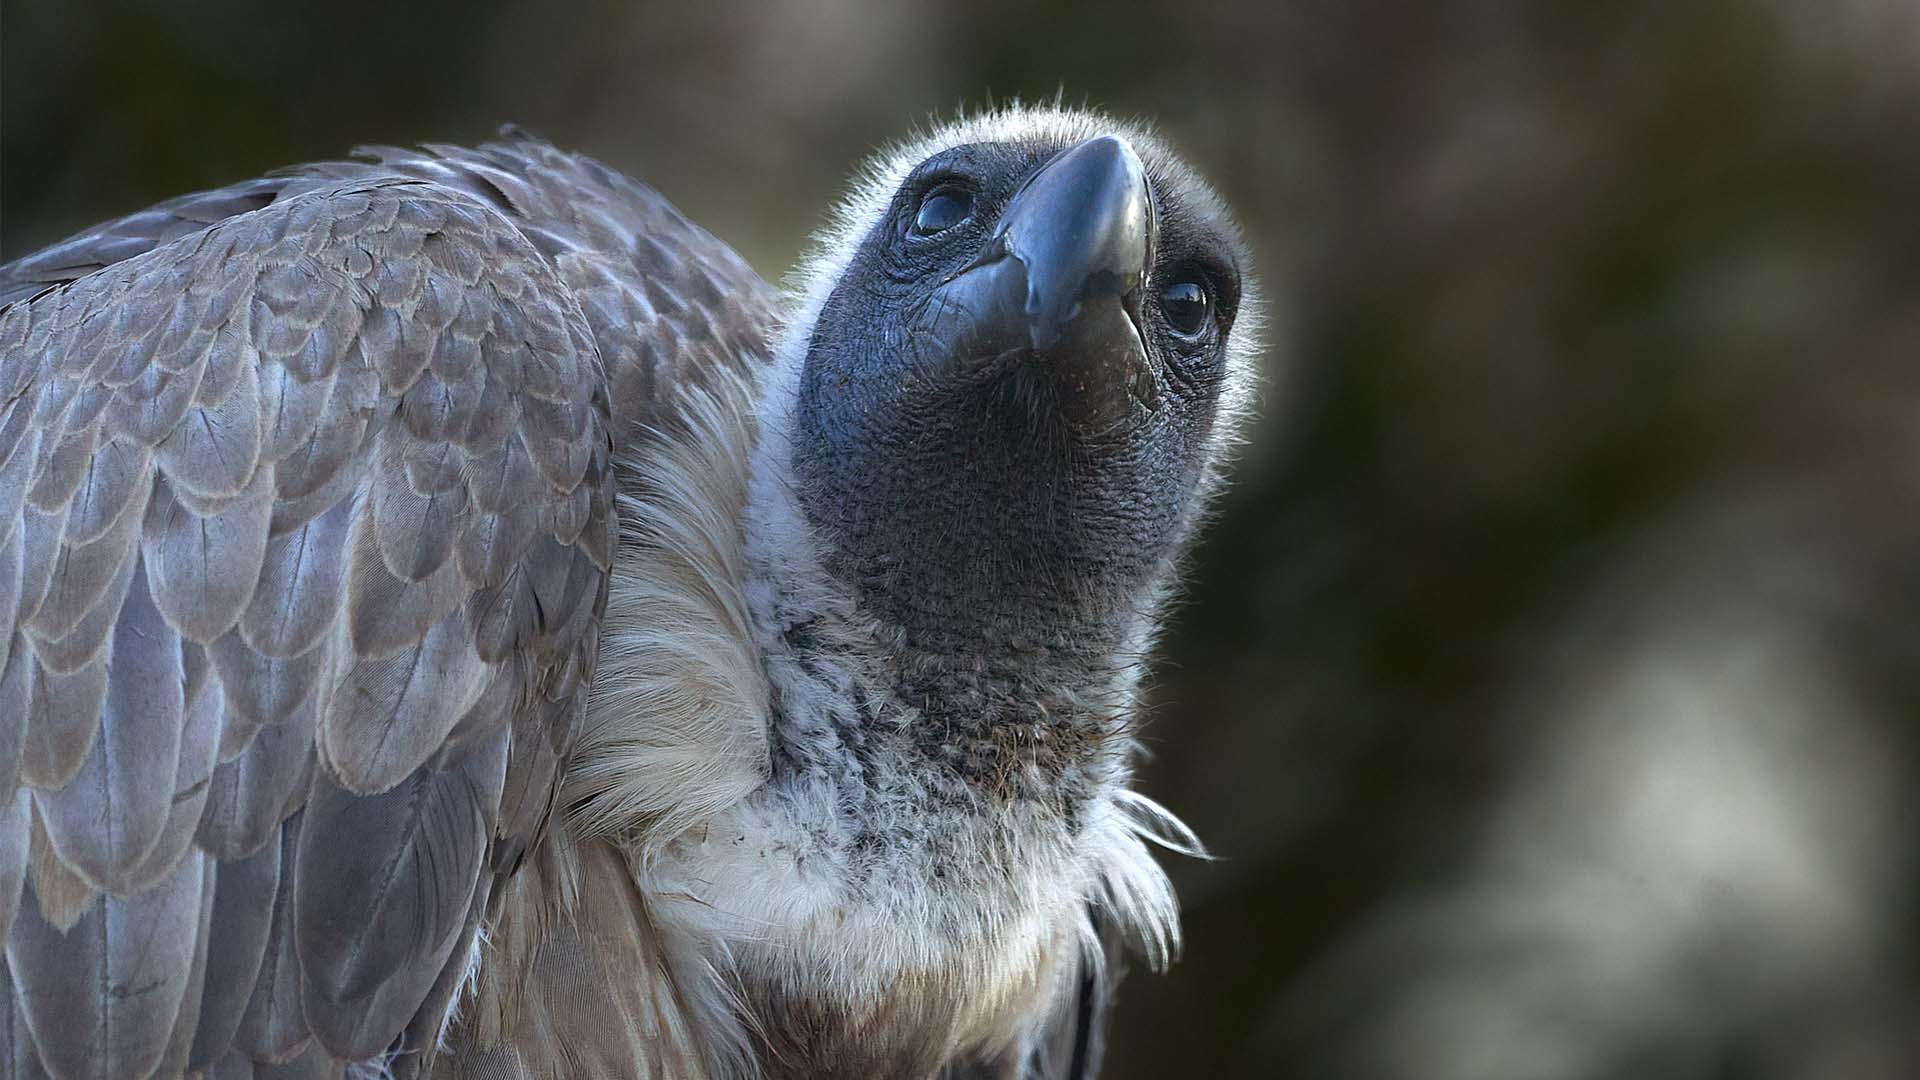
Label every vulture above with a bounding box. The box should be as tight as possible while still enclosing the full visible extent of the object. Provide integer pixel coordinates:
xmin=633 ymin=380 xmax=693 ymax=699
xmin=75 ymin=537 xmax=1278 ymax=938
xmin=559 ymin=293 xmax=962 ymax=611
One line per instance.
xmin=0 ymin=107 xmax=1260 ymax=1079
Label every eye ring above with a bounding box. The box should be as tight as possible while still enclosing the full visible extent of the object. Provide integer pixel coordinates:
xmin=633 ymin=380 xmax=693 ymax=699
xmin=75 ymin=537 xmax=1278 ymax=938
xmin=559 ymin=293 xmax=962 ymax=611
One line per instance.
xmin=1158 ymin=275 xmax=1214 ymax=339
xmin=909 ymin=185 xmax=973 ymax=237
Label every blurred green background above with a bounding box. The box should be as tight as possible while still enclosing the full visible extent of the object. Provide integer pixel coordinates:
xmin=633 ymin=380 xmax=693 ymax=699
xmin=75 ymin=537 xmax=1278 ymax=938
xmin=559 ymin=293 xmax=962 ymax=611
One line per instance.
xmin=5 ymin=2 xmax=1917 ymax=1077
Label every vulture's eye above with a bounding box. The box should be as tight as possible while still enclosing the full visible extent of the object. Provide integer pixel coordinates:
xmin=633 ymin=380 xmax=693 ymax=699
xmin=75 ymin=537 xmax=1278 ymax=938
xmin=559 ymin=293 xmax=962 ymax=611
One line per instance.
xmin=1159 ymin=277 xmax=1213 ymax=338
xmin=910 ymin=187 xmax=972 ymax=236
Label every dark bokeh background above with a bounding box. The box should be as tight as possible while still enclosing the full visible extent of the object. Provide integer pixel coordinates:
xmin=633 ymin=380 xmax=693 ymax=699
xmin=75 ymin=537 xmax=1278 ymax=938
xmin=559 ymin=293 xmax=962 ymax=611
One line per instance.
xmin=6 ymin=2 xmax=1918 ymax=1076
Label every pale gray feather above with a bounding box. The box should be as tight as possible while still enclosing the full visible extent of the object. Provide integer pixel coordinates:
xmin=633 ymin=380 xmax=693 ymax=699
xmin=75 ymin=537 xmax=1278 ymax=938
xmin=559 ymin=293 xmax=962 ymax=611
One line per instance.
xmin=0 ymin=794 xmax=28 ymax=946
xmin=230 ymin=819 xmax=309 ymax=1065
xmin=189 ymin=832 xmax=280 ymax=1071
xmin=34 ymin=559 xmax=183 ymax=893
xmin=7 ymin=852 xmax=207 ymax=1078
xmin=153 ymin=851 xmax=218 ymax=1078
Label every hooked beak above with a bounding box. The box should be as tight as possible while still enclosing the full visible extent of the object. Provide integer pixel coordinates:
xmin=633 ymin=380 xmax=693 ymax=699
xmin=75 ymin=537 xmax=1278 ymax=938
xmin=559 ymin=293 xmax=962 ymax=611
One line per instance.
xmin=922 ymin=135 xmax=1156 ymax=431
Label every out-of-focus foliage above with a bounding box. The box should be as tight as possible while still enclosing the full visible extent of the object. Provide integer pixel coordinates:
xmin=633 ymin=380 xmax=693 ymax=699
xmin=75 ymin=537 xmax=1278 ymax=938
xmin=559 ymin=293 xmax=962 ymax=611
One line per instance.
xmin=5 ymin=2 xmax=1916 ymax=1076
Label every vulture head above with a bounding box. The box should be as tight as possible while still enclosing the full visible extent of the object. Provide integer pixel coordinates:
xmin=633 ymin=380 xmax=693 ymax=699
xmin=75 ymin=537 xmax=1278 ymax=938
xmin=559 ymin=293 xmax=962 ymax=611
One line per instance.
xmin=738 ymin=110 xmax=1259 ymax=806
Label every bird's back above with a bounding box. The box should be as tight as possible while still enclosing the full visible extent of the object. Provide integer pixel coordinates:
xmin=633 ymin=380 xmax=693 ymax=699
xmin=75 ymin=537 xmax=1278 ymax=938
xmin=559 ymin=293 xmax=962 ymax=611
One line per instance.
xmin=0 ymin=130 xmax=781 ymax=1080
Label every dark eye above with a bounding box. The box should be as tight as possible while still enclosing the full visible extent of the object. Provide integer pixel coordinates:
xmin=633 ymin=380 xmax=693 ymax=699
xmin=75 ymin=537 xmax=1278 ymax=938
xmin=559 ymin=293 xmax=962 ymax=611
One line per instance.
xmin=910 ymin=186 xmax=972 ymax=236
xmin=1159 ymin=277 xmax=1213 ymax=338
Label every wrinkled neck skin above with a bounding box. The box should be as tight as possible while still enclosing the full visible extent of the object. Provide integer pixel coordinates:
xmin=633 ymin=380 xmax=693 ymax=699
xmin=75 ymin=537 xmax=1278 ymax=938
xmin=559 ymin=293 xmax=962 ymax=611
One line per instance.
xmin=749 ymin=363 xmax=1171 ymax=820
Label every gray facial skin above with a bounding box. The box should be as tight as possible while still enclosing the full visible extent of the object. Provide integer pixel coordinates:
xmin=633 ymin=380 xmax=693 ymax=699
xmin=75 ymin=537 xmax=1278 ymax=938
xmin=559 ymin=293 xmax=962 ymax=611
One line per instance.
xmin=790 ymin=133 xmax=1249 ymax=802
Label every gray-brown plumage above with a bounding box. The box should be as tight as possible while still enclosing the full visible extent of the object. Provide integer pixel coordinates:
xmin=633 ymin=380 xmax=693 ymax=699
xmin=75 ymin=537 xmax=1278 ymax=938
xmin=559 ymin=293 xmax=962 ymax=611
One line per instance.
xmin=0 ymin=109 xmax=1257 ymax=1079
xmin=0 ymin=132 xmax=774 ymax=1078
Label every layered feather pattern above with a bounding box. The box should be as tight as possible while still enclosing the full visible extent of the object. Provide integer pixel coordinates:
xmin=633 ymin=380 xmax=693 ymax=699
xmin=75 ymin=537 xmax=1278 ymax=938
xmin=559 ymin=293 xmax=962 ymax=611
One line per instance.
xmin=0 ymin=137 xmax=664 ymax=1078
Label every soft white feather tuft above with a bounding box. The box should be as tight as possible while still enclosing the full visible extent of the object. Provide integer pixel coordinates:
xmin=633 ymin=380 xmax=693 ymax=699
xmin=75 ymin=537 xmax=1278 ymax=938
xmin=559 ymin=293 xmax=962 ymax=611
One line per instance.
xmin=1115 ymin=787 xmax=1212 ymax=861
xmin=567 ymin=365 xmax=772 ymax=849
xmin=347 ymin=1054 xmax=398 ymax=1080
xmin=433 ymin=920 xmax=490 ymax=1053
